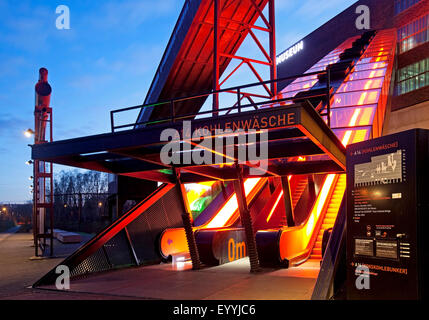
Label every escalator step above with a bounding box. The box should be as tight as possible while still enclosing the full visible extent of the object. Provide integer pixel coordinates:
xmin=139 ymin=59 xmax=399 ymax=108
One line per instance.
xmin=324 ymin=219 xmax=336 ymax=224
xmin=313 ymin=248 xmax=322 ymax=254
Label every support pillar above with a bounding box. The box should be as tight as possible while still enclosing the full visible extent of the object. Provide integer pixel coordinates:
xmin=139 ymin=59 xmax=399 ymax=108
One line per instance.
xmin=233 ymin=165 xmax=261 ymax=273
xmin=281 ymin=176 xmax=295 ymax=227
xmin=268 ymin=177 xmax=276 ymax=194
xmin=268 ymin=0 xmax=277 ymax=97
xmin=175 ymin=168 xmax=201 ymax=270
xmin=212 ymin=0 xmax=220 ymax=114
xmin=308 ymin=175 xmax=316 ymax=200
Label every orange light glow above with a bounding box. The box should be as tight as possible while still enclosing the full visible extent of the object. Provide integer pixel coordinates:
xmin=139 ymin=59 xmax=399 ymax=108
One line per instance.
xmin=160 ymin=228 xmax=189 ymax=259
xmin=266 ymin=191 xmax=283 ymax=223
xmin=205 ymin=178 xmax=261 ymax=229
xmin=349 ymin=108 xmax=361 ymax=126
xmin=278 ymin=174 xmax=338 ymax=261
xmin=342 ymin=131 xmax=352 ymax=146
xmin=304 ymin=174 xmax=336 ymax=243
xmin=360 ymin=107 xmax=374 ymax=125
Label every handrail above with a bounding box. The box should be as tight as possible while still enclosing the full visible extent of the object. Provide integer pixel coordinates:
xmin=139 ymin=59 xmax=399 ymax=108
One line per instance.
xmin=110 ymin=70 xmax=332 ymax=132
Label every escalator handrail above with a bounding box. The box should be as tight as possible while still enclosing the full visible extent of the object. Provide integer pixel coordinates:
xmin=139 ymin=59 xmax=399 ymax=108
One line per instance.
xmin=282 ymin=174 xmax=341 ymax=266
xmin=311 ymin=196 xmax=347 ymax=300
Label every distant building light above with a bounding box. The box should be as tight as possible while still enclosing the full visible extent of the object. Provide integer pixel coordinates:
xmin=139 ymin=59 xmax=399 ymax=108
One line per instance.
xmin=277 ymin=41 xmax=304 ymax=65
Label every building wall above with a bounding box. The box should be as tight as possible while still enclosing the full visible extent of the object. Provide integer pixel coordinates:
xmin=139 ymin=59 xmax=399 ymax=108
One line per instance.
xmin=384 ymin=100 xmax=429 ymax=134
xmin=276 ymin=0 xmax=394 ymax=90
xmin=391 ymin=1 xmax=429 ymax=111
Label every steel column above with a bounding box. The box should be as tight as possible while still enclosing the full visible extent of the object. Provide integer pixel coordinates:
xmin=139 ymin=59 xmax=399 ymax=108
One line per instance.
xmin=233 ymin=165 xmax=261 ymax=273
xmin=308 ymin=175 xmax=316 ymax=200
xmin=174 ymin=168 xmax=201 ymax=270
xmin=213 ymin=0 xmax=220 ymax=114
xmin=281 ymin=176 xmax=295 ymax=227
xmin=212 ymin=0 xmax=277 ymax=112
xmin=269 ymin=0 xmax=277 ymax=97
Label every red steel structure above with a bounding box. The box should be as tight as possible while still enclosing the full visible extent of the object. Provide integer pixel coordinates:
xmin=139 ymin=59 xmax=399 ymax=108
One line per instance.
xmin=33 ymin=68 xmax=54 ymax=257
xmin=140 ymin=0 xmax=276 ymax=122
xmin=212 ymin=0 xmax=277 ymax=112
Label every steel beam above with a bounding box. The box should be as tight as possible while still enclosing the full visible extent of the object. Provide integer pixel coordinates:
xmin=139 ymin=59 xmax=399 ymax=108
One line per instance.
xmin=174 ymin=168 xmax=201 ymax=270
xmin=281 ymin=176 xmax=295 ymax=227
xmin=233 ymin=165 xmax=261 ymax=273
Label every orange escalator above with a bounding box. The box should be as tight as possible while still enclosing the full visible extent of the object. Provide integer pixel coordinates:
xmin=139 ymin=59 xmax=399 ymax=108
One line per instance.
xmin=309 ymin=175 xmax=346 ymax=260
xmin=256 ymin=174 xmax=346 ymax=267
xmin=280 ymin=177 xmax=308 ymax=227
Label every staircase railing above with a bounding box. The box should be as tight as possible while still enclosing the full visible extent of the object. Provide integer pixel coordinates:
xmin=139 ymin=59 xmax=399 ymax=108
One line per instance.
xmin=110 ymin=71 xmax=332 ymax=132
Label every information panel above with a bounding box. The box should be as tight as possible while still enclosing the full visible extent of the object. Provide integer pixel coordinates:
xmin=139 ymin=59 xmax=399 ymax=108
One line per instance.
xmin=346 ymin=130 xmax=422 ymax=300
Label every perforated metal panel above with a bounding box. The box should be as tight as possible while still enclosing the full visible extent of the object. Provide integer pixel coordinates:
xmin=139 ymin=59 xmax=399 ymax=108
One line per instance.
xmin=127 ymin=186 xmax=183 ymax=264
xmin=70 ymin=247 xmax=111 ymax=278
xmin=34 ymin=185 xmax=184 ymax=286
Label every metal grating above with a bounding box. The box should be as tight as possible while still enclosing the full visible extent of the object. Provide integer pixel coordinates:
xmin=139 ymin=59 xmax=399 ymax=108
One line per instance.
xmin=70 ymin=247 xmax=111 ymax=278
xmin=127 ymin=186 xmax=183 ymax=264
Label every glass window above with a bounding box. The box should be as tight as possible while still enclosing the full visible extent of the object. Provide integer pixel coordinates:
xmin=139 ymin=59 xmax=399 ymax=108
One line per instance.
xmin=330 ymin=105 xmax=376 ymax=128
xmin=396 ymin=58 xmax=429 ymax=95
xmin=353 ymin=62 xmax=388 ymax=72
xmin=395 ymin=0 xmax=422 ymax=15
xmin=347 ymin=69 xmax=387 ymax=81
xmin=397 ymin=13 xmax=429 ymax=53
xmin=332 ymin=90 xmax=381 ymax=108
xmin=338 ymin=78 xmax=384 ymax=93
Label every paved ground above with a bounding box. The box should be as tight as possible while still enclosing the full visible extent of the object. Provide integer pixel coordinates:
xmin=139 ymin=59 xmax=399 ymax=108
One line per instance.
xmin=0 ymin=232 xmax=62 ymax=299
xmin=1 ymin=231 xmax=319 ymax=300
xmin=0 ymin=231 xmax=110 ymax=300
xmin=39 ymin=259 xmax=319 ymax=300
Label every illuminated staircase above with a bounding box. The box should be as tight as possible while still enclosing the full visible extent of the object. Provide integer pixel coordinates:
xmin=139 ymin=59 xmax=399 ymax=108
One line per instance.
xmin=280 ymin=177 xmax=308 ymax=226
xmin=310 ymin=174 xmax=346 ymax=260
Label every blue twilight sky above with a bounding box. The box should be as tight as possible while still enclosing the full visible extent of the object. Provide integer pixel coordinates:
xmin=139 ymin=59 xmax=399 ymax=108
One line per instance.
xmin=0 ymin=0 xmax=357 ymax=203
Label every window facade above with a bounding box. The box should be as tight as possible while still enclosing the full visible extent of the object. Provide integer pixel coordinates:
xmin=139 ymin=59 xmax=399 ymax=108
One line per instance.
xmin=397 ymin=58 xmax=429 ymax=95
xmin=397 ymin=13 xmax=429 ymax=53
xmin=394 ymin=0 xmax=422 ymax=15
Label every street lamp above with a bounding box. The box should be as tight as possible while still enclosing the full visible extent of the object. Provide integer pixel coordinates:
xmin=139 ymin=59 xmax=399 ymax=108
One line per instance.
xmin=98 ymin=202 xmax=103 ymax=208
xmin=26 ymin=160 xmax=33 ymax=165
xmin=24 ymin=129 xmax=35 ymax=138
